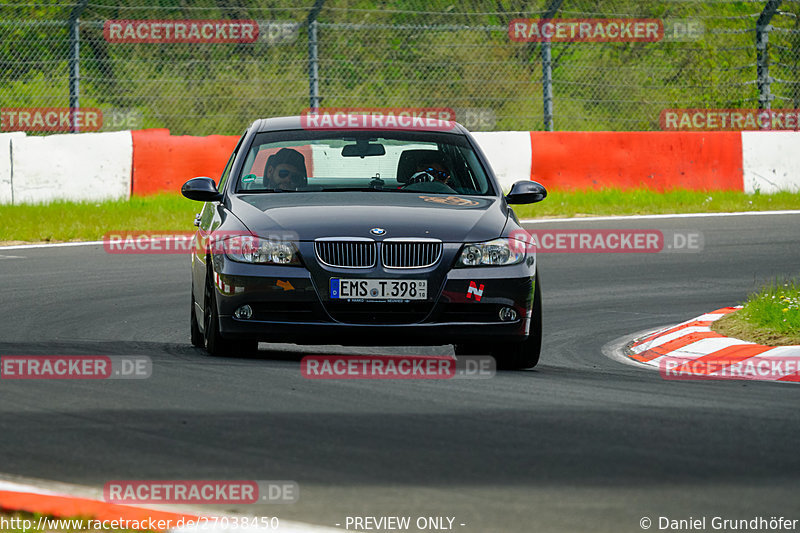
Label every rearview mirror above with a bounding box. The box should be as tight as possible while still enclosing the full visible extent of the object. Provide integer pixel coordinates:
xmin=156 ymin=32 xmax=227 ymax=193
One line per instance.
xmin=181 ymin=177 xmax=223 ymax=202
xmin=505 ymin=180 xmax=547 ymax=205
xmin=341 ymin=141 xmax=386 ymax=158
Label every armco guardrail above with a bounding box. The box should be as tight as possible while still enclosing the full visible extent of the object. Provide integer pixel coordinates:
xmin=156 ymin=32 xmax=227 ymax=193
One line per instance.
xmin=0 ymin=130 xmax=799 ymax=204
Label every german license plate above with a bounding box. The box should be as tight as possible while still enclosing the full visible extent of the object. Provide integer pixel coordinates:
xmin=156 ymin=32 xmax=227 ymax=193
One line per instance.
xmin=330 ymin=279 xmax=427 ymax=300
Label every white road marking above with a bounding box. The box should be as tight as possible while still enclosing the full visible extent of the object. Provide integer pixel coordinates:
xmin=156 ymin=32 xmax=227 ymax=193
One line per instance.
xmin=0 ymin=240 xmax=104 ymax=251
xmin=521 ymin=209 xmax=800 ymax=224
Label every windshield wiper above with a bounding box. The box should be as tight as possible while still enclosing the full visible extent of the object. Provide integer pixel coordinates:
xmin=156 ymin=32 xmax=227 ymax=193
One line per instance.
xmin=315 ymin=187 xmax=399 ymax=192
xmin=241 ymin=188 xmax=302 ymax=193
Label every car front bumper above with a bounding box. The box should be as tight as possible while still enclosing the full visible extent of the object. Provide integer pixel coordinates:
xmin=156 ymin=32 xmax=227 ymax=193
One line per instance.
xmin=207 ymin=250 xmax=537 ymax=346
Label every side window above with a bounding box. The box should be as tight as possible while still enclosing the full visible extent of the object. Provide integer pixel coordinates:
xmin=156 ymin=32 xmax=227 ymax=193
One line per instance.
xmin=217 ymin=129 xmax=247 ymax=190
xmin=217 ymin=152 xmax=236 ymax=190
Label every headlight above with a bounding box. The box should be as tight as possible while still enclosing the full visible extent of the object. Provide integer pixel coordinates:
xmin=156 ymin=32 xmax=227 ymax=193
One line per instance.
xmin=224 ymin=236 xmax=300 ymax=265
xmin=456 ymin=238 xmax=525 ymax=267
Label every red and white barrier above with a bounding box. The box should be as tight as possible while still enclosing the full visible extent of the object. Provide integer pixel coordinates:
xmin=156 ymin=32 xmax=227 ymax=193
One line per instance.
xmin=742 ymin=131 xmax=800 ymax=194
xmin=130 ymin=129 xmax=238 ymax=196
xmin=471 ymin=131 xmax=533 ymax=189
xmin=529 ymin=131 xmax=745 ymax=192
xmin=1 ymin=129 xmax=799 ymax=204
xmin=7 ymin=131 xmax=132 ymax=204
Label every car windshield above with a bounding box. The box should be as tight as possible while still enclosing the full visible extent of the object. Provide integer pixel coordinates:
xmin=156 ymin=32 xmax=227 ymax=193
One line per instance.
xmin=235 ymin=130 xmax=495 ymax=196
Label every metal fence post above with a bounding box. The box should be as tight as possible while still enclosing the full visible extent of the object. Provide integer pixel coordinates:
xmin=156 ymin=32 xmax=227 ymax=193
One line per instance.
xmin=68 ymin=0 xmax=89 ymax=133
xmin=542 ymin=42 xmax=553 ymax=131
xmin=541 ymin=0 xmax=564 ymax=131
xmin=307 ymin=0 xmax=325 ymax=111
xmin=756 ymin=0 xmax=782 ymax=111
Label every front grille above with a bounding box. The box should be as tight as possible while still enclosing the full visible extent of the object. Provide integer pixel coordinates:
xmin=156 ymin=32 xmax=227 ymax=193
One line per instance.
xmin=315 ymin=240 xmax=376 ymax=268
xmin=382 ymin=240 xmax=442 ymax=268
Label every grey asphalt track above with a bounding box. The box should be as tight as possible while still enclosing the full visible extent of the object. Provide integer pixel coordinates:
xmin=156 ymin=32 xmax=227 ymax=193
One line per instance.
xmin=0 ymin=214 xmax=798 ymax=532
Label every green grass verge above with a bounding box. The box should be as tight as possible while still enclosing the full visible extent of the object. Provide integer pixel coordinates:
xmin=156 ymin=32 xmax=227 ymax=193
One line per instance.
xmin=0 ymin=194 xmax=198 ymax=243
xmin=713 ymin=278 xmax=800 ymax=346
xmin=1 ymin=189 xmax=800 ymax=244
xmin=511 ymin=189 xmax=800 ymax=219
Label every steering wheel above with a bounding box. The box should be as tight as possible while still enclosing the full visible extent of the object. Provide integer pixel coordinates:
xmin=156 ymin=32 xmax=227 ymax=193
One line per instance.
xmin=401 ymin=171 xmax=436 ymax=188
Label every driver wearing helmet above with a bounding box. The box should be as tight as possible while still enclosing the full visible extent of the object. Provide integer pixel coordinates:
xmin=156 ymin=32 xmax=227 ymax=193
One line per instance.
xmin=408 ymin=158 xmax=452 ymax=185
xmin=264 ymin=148 xmax=307 ymax=190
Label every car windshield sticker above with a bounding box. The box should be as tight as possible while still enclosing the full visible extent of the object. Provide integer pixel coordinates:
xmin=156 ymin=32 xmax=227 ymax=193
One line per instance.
xmin=241 ymin=173 xmax=257 ymax=183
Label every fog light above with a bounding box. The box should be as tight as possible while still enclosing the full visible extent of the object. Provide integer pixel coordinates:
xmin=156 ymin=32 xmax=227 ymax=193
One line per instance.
xmin=234 ymin=305 xmax=253 ymax=320
xmin=499 ymin=307 xmax=518 ymax=322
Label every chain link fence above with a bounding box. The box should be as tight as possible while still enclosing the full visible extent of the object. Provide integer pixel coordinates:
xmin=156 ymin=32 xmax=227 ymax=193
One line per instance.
xmin=0 ymin=0 xmax=798 ymax=134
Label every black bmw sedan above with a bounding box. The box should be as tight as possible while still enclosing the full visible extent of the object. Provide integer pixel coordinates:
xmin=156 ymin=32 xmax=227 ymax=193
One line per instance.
xmin=182 ymin=115 xmax=547 ymax=369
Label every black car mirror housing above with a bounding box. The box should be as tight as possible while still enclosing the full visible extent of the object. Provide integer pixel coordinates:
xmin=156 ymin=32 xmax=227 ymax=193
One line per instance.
xmin=182 ymin=177 xmax=223 ymax=202
xmin=341 ymin=141 xmax=386 ymax=158
xmin=505 ymin=180 xmax=547 ymax=205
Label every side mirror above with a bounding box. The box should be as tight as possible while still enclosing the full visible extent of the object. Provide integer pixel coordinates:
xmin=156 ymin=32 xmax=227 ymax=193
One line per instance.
xmin=505 ymin=180 xmax=547 ymax=205
xmin=181 ymin=177 xmax=223 ymax=202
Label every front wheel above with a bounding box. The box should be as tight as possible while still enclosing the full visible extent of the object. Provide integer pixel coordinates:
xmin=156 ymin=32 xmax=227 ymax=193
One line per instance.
xmin=497 ymin=273 xmax=542 ymax=369
xmin=454 ymin=273 xmax=542 ymax=370
xmin=203 ymin=266 xmax=257 ymax=357
xmin=190 ymin=284 xmax=204 ymax=348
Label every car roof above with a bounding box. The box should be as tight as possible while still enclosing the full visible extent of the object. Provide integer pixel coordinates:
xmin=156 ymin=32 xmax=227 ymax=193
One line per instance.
xmin=251 ymin=115 xmax=470 ymax=135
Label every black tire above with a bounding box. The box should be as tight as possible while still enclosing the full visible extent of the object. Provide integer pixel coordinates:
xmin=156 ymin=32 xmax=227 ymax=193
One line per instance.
xmin=495 ymin=273 xmax=542 ymax=370
xmin=455 ymin=273 xmax=542 ymax=370
xmin=203 ymin=266 xmax=257 ymax=357
xmin=190 ymin=284 xmax=204 ymax=348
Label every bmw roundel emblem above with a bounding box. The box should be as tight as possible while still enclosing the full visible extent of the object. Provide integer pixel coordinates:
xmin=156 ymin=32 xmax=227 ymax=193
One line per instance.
xmin=370 ymin=227 xmax=386 ymax=236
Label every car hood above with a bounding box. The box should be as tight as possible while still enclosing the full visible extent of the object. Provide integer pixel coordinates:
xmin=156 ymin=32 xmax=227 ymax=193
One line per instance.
xmin=231 ymin=192 xmax=508 ymax=242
